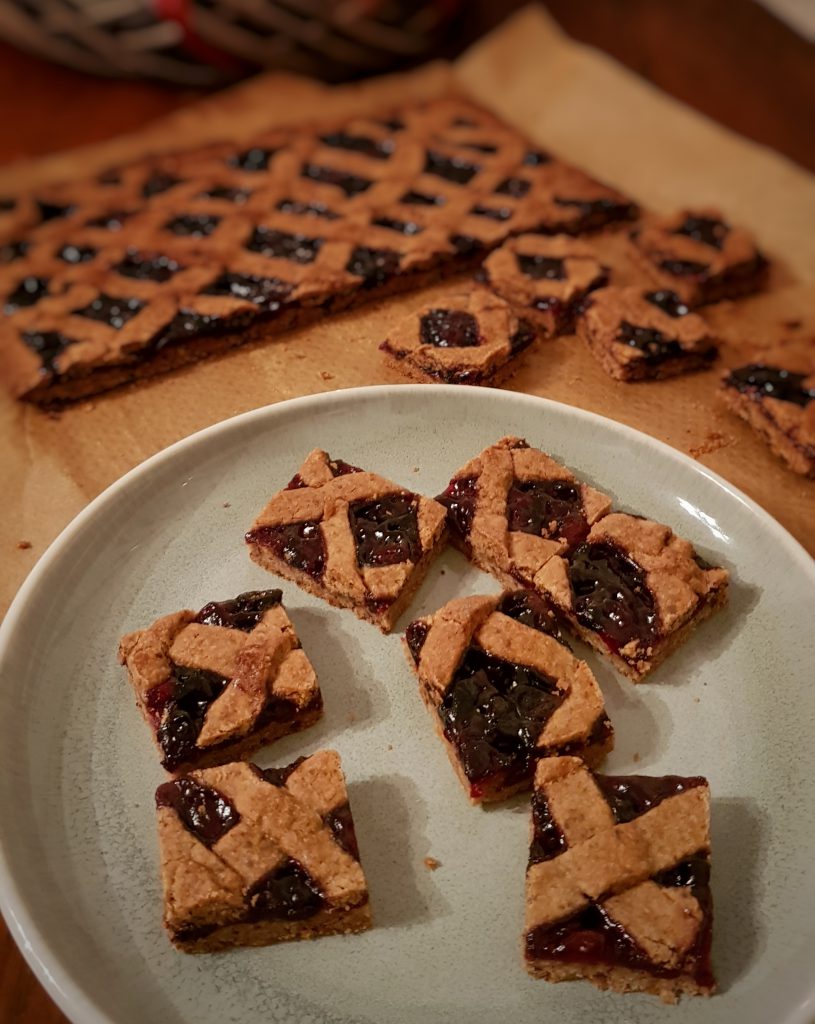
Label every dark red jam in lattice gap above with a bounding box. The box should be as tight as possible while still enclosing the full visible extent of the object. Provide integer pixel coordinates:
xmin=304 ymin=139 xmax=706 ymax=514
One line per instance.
xmin=644 ymin=290 xmax=690 ymax=318
xmin=674 ymin=215 xmax=728 ymax=250
xmin=246 ymin=859 xmax=326 ymax=920
xmin=260 ymin=757 xmax=307 ymax=787
xmin=156 ymin=777 xmax=239 ymax=846
xmin=405 ymin=620 xmax=430 ymax=664
xmin=726 ymin=365 xmax=815 ymax=408
xmin=510 ymin=322 xmax=536 ymax=354
xmin=517 ymin=254 xmax=565 ymax=280
xmin=438 ymin=648 xmax=563 ymax=788
xmin=348 ymin=495 xmax=420 ymax=567
xmin=528 ymin=790 xmax=568 ymax=864
xmin=567 ymin=541 xmax=658 ymax=657
xmin=330 ymin=458 xmax=364 ymax=476
xmin=507 ymin=478 xmax=589 ymax=548
xmin=346 ymin=246 xmax=400 ymax=288
xmin=196 ymin=589 xmax=282 ymax=632
xmin=594 ymin=774 xmax=706 ymax=825
xmin=420 ymin=309 xmax=480 ymax=348
xmin=246 ymin=521 xmax=326 ymax=580
xmin=616 ymin=321 xmax=684 ymax=364
xmin=436 ymin=475 xmax=478 ymax=541
xmin=324 ymin=802 xmax=361 ymax=860
xmin=150 ymin=663 xmax=230 ymax=770
xmin=497 ymin=590 xmax=565 ymax=643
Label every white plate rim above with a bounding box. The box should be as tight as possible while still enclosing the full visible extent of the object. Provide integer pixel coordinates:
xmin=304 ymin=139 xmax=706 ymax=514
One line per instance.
xmin=1 ymin=383 xmax=813 ymax=1024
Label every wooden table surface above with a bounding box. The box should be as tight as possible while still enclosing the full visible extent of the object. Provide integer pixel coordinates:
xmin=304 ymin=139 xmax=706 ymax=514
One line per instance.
xmin=1 ymin=2 xmax=813 ymax=1021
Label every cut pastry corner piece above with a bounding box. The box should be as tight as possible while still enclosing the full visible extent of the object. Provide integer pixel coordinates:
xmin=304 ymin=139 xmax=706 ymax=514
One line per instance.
xmin=402 ymin=589 xmax=613 ymax=804
xmin=535 ymin=511 xmax=729 ymax=682
xmin=435 ymin=434 xmax=612 ymax=587
xmin=480 ymin=233 xmax=609 ymax=338
xmin=379 ymin=285 xmax=537 ymax=386
xmin=524 ymin=755 xmax=715 ymax=1003
xmin=719 ymin=341 xmax=815 ymax=478
xmin=245 ymin=448 xmax=448 ymax=633
xmin=628 ymin=207 xmax=769 ymax=307
xmin=155 ymin=749 xmax=372 ymax=952
xmin=576 ymin=285 xmax=719 ymax=381
xmin=118 ymin=588 xmax=322 ymax=774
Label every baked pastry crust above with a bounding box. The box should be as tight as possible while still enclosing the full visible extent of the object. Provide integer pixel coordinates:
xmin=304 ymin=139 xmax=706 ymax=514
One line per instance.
xmin=524 ymin=756 xmax=715 ymax=1002
xmin=119 ymin=589 xmax=322 ymax=773
xmin=436 ymin=435 xmax=612 ymax=587
xmin=403 ymin=591 xmax=613 ymax=803
xmin=246 ymin=448 xmax=447 ymax=632
xmin=577 ymin=285 xmax=718 ymax=381
xmin=0 ymin=96 xmax=637 ymax=404
xmin=156 ymin=750 xmax=371 ymax=952
xmin=536 ymin=512 xmax=729 ymax=681
xmin=628 ymin=208 xmax=768 ymax=306
xmin=720 ymin=341 xmax=815 ymax=478
xmin=379 ymin=286 xmax=536 ymax=386
xmin=481 ymin=233 xmax=608 ymax=337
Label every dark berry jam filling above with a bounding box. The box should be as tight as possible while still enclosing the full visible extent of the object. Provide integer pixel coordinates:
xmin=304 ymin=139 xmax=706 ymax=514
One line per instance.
xmin=319 ymin=132 xmax=393 ymax=160
xmin=517 ymin=255 xmax=565 ymax=281
xmin=568 ymin=541 xmax=658 ymax=657
xmin=380 ymin=117 xmax=405 ymax=132
xmin=246 ymin=859 xmax=325 ymax=921
xmin=660 ymin=258 xmax=709 ymax=277
xmin=497 ymin=591 xmax=563 ymax=642
xmin=405 ymin=620 xmax=429 ymax=665
xmin=196 ymin=589 xmax=282 ymax=631
xmin=507 ymin=478 xmax=589 ymax=548
xmin=260 ymin=757 xmax=307 ymax=786
xmin=201 ymin=272 xmax=292 ymax=307
xmin=401 ymin=190 xmax=444 ymax=206
xmin=371 ymin=216 xmax=423 ymax=236
xmin=346 ymin=246 xmax=400 ymax=288
xmin=155 ymin=778 xmax=239 ymax=845
xmin=301 ymin=163 xmax=372 ymax=196
xmin=246 ymin=521 xmax=326 ymax=580
xmin=554 ymin=196 xmax=634 ymax=227
xmin=21 ymin=330 xmax=76 ymax=374
xmin=616 ymin=321 xmax=683 ymax=363
xmin=115 ymin=252 xmax=181 ymax=282
xmin=449 ymin=234 xmax=481 ymax=256
xmin=150 ymin=663 xmax=230 ymax=770
xmin=72 ymin=293 xmax=144 ymax=328
xmin=324 ymin=802 xmax=361 ymax=860
xmin=57 ymin=244 xmax=96 ymax=265
xmin=5 ymin=276 xmax=49 ymax=311
xmin=423 ymin=151 xmax=479 ymax=184
xmin=201 ymin=186 xmax=251 ymax=203
xmin=595 ymin=774 xmax=706 ymax=824
xmin=141 ymin=173 xmax=181 ymax=198
xmin=164 ymin=214 xmax=221 ymax=237
xmin=436 ymin=475 xmax=478 ymax=541
xmin=330 ymin=458 xmax=363 ymax=476
xmin=36 ymin=199 xmax=75 ymax=222
xmin=246 ymin=227 xmax=322 ymax=264
xmin=85 ymin=209 xmax=133 ymax=230
xmin=644 ymin=290 xmax=690 ymax=317
xmin=420 ymin=309 xmax=480 ymax=348
xmin=349 ymin=495 xmax=420 ymax=567
xmin=0 ymin=197 xmax=15 ymax=211
xmin=471 ymin=204 xmax=511 ymax=221
xmin=523 ymin=150 xmax=550 ymax=166
xmin=229 ymin=147 xmax=277 ymax=172
xmin=0 ymin=239 xmax=27 ymax=262
xmin=277 ymin=198 xmax=340 ymax=219
xmin=674 ymin=215 xmax=728 ymax=250
xmin=439 ymin=647 xmax=562 ymax=789
xmin=528 ymin=790 xmax=567 ymax=864
xmin=148 ymin=309 xmax=257 ymax=353
xmin=726 ymin=365 xmax=814 ymax=407
xmin=495 ymin=176 xmax=530 ymax=198
xmin=510 ymin=322 xmax=537 ymax=354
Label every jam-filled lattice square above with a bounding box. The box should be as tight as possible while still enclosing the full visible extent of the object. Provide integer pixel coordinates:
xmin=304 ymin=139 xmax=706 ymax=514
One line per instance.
xmin=119 ymin=589 xmax=322 ymax=773
xmin=524 ymin=756 xmax=714 ymax=1002
xmin=245 ymin=449 xmax=447 ymax=632
xmin=156 ymin=750 xmax=371 ymax=952
xmin=403 ymin=591 xmax=613 ymax=803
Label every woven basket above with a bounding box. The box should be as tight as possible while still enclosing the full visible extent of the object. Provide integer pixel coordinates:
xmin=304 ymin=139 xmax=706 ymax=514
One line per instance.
xmin=0 ymin=0 xmax=461 ymax=83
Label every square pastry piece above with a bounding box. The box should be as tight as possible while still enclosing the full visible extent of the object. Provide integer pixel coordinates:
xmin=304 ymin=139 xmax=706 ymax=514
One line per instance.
xmin=721 ymin=343 xmax=815 ymax=477
xmin=403 ymin=591 xmax=613 ymax=803
xmin=119 ymin=589 xmax=322 ymax=773
xmin=156 ymin=750 xmax=371 ymax=952
xmin=481 ymin=234 xmax=609 ymax=337
xmin=577 ymin=286 xmax=718 ymax=381
xmin=524 ymin=757 xmax=714 ymax=1002
xmin=379 ymin=287 xmax=536 ymax=386
xmin=436 ymin=436 xmax=612 ymax=590
xmin=629 ymin=209 xmax=768 ymax=306
xmin=246 ymin=449 xmax=447 ymax=632
xmin=536 ymin=513 xmax=729 ymax=681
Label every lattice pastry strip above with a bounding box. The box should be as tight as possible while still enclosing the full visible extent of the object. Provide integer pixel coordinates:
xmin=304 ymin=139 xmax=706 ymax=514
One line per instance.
xmin=246 ymin=448 xmax=447 ymax=632
xmin=436 ymin=435 xmax=613 ymax=588
xmin=119 ymin=589 xmax=322 ymax=774
xmin=156 ymin=750 xmax=371 ymax=952
xmin=524 ymin=756 xmax=715 ymax=1002
xmin=403 ymin=591 xmax=613 ymax=803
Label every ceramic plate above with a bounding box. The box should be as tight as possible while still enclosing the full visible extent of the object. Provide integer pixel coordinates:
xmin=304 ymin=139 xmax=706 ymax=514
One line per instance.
xmin=1 ymin=385 xmax=813 ymax=1024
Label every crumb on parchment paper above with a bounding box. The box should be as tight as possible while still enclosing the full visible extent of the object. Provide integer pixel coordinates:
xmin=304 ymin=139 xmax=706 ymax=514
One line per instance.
xmin=423 ymin=857 xmax=442 ymax=871
xmin=688 ymin=432 xmax=736 ymax=459
xmin=16 ymin=540 xmax=33 ymax=550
